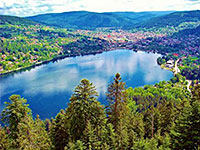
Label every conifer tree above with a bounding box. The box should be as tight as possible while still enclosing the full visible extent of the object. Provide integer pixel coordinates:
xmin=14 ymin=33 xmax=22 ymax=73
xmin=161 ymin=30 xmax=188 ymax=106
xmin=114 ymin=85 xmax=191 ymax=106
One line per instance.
xmin=45 ymin=118 xmax=51 ymax=133
xmin=0 ymin=125 xmax=10 ymax=150
xmin=127 ymin=113 xmax=145 ymax=148
xmin=155 ymin=132 xmax=171 ymax=150
xmin=132 ymin=138 xmax=158 ymax=150
xmin=116 ymin=119 xmax=129 ymax=149
xmin=13 ymin=112 xmax=52 ymax=149
xmin=106 ymin=73 xmax=129 ymax=128
xmin=138 ymin=92 xmax=157 ymax=139
xmin=33 ymin=115 xmax=52 ymax=149
xmin=51 ymin=109 xmax=69 ymax=150
xmin=104 ymin=123 xmax=117 ymax=149
xmin=16 ymin=115 xmax=36 ymax=149
xmin=171 ymin=85 xmax=200 ymax=149
xmin=1 ymin=95 xmax=33 ymax=148
xmin=106 ymin=73 xmax=130 ymax=149
xmin=1 ymin=95 xmax=52 ymax=149
xmin=66 ymin=79 xmax=107 ymax=142
xmin=82 ymin=121 xmax=102 ymax=150
xmin=67 ymin=140 xmax=86 ymax=150
xmin=1 ymin=95 xmax=32 ymax=140
xmin=156 ymin=100 xmax=176 ymax=136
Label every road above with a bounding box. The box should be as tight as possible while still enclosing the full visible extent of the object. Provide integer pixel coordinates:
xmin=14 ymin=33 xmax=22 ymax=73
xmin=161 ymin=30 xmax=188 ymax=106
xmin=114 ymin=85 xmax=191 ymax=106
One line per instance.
xmin=186 ymin=80 xmax=192 ymax=93
xmin=174 ymin=59 xmax=180 ymax=75
xmin=174 ymin=59 xmax=191 ymax=92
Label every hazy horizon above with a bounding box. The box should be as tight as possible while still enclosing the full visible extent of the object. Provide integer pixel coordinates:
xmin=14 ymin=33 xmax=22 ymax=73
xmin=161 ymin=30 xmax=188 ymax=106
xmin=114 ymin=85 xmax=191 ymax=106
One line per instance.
xmin=0 ymin=0 xmax=200 ymax=17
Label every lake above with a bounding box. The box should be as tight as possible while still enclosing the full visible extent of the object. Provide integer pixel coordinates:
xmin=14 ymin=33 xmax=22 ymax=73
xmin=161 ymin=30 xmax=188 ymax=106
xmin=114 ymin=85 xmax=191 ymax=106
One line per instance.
xmin=0 ymin=50 xmax=173 ymax=119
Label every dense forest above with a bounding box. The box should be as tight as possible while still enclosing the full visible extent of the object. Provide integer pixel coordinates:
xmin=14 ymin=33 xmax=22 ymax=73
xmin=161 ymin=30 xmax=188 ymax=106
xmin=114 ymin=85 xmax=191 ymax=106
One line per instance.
xmin=136 ymin=10 xmax=200 ymax=28
xmin=25 ymin=11 xmax=172 ymax=29
xmin=0 ymin=73 xmax=199 ymax=150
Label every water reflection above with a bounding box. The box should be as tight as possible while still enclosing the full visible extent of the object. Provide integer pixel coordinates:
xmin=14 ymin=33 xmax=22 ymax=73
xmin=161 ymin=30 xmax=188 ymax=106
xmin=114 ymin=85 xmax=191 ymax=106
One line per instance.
xmin=0 ymin=50 xmax=173 ymax=119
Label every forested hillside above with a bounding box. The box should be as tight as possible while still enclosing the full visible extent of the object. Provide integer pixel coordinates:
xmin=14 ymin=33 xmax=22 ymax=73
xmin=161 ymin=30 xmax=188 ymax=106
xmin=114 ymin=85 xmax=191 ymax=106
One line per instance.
xmin=0 ymin=15 xmax=36 ymax=25
xmin=26 ymin=11 xmax=172 ymax=29
xmin=0 ymin=15 xmax=110 ymax=75
xmin=0 ymin=73 xmax=199 ymax=150
xmin=137 ymin=10 xmax=200 ymax=28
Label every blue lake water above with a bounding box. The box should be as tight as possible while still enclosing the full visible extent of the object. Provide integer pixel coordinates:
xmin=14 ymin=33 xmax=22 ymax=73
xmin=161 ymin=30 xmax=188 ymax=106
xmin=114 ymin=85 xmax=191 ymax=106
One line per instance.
xmin=0 ymin=50 xmax=173 ymax=119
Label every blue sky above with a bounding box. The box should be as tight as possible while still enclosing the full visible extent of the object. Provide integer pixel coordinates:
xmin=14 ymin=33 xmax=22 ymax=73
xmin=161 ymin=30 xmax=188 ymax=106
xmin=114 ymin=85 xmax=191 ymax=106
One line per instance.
xmin=0 ymin=0 xmax=200 ymax=17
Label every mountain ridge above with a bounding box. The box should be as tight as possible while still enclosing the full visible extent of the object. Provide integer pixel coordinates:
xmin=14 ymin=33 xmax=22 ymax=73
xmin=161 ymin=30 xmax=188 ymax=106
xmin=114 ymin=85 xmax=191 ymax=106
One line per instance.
xmin=136 ymin=10 xmax=200 ymax=28
xmin=0 ymin=15 xmax=36 ymax=25
xmin=25 ymin=11 xmax=173 ymax=29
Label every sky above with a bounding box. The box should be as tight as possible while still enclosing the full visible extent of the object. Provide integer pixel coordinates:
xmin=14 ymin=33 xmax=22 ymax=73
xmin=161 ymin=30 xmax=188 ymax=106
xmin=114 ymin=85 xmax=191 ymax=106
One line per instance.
xmin=0 ymin=0 xmax=200 ymax=17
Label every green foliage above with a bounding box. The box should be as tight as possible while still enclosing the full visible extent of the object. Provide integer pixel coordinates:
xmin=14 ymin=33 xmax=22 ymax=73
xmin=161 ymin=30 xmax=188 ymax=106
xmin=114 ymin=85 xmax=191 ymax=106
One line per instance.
xmin=0 ymin=125 xmax=10 ymax=149
xmin=103 ymin=123 xmax=117 ymax=149
xmin=106 ymin=73 xmax=131 ymax=149
xmin=106 ymin=73 xmax=128 ymax=128
xmin=1 ymin=95 xmax=32 ymax=139
xmin=67 ymin=140 xmax=86 ymax=150
xmin=82 ymin=121 xmax=102 ymax=150
xmin=132 ymin=138 xmax=158 ymax=150
xmin=50 ymin=109 xmax=68 ymax=150
xmin=16 ymin=115 xmax=51 ymax=150
xmin=127 ymin=81 xmax=190 ymax=108
xmin=0 ymin=19 xmax=110 ymax=75
xmin=33 ymin=115 xmax=52 ymax=149
xmin=157 ymin=57 xmax=166 ymax=65
xmin=181 ymin=66 xmax=200 ymax=80
xmin=66 ymin=79 xmax=107 ymax=143
xmin=0 ymin=95 xmax=52 ymax=149
xmin=0 ymin=15 xmax=36 ymax=25
xmin=155 ymin=101 xmax=176 ymax=136
xmin=16 ymin=116 xmax=52 ymax=150
xmin=137 ymin=10 xmax=200 ymax=28
xmin=170 ymin=85 xmax=200 ymax=150
xmin=156 ymin=133 xmax=171 ymax=150
xmin=126 ymin=80 xmax=190 ymax=140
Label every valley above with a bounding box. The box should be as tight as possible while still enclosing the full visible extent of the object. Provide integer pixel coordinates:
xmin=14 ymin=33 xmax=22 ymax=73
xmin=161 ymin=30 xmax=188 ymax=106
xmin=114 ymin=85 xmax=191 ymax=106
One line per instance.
xmin=0 ymin=11 xmax=200 ymax=83
xmin=0 ymin=9 xmax=200 ymax=150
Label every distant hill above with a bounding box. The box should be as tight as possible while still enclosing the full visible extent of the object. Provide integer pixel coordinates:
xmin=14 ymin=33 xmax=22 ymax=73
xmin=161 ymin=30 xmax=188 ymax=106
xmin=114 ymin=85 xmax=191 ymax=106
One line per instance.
xmin=25 ymin=11 xmax=173 ymax=29
xmin=137 ymin=10 xmax=200 ymax=28
xmin=0 ymin=15 xmax=36 ymax=25
xmin=107 ymin=11 xmax=174 ymax=24
xmin=173 ymin=25 xmax=200 ymax=37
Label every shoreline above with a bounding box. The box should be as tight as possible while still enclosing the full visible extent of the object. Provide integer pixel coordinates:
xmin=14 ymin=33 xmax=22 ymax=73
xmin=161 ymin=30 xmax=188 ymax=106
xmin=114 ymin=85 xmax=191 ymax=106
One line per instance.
xmin=0 ymin=50 xmax=108 ymax=76
xmin=0 ymin=48 xmax=165 ymax=77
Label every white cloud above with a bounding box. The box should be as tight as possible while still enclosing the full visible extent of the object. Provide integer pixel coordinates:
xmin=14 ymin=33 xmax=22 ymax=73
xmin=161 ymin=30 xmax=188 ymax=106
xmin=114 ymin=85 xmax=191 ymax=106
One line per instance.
xmin=0 ymin=0 xmax=200 ymax=16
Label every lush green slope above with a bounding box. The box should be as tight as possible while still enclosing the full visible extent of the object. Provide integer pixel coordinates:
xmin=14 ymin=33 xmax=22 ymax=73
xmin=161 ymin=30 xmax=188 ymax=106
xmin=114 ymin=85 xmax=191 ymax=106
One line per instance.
xmin=111 ymin=11 xmax=174 ymax=25
xmin=0 ymin=15 xmax=36 ymax=25
xmin=137 ymin=10 xmax=200 ymax=28
xmin=0 ymin=15 xmax=110 ymax=75
xmin=25 ymin=11 xmax=172 ymax=29
xmin=174 ymin=24 xmax=200 ymax=36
